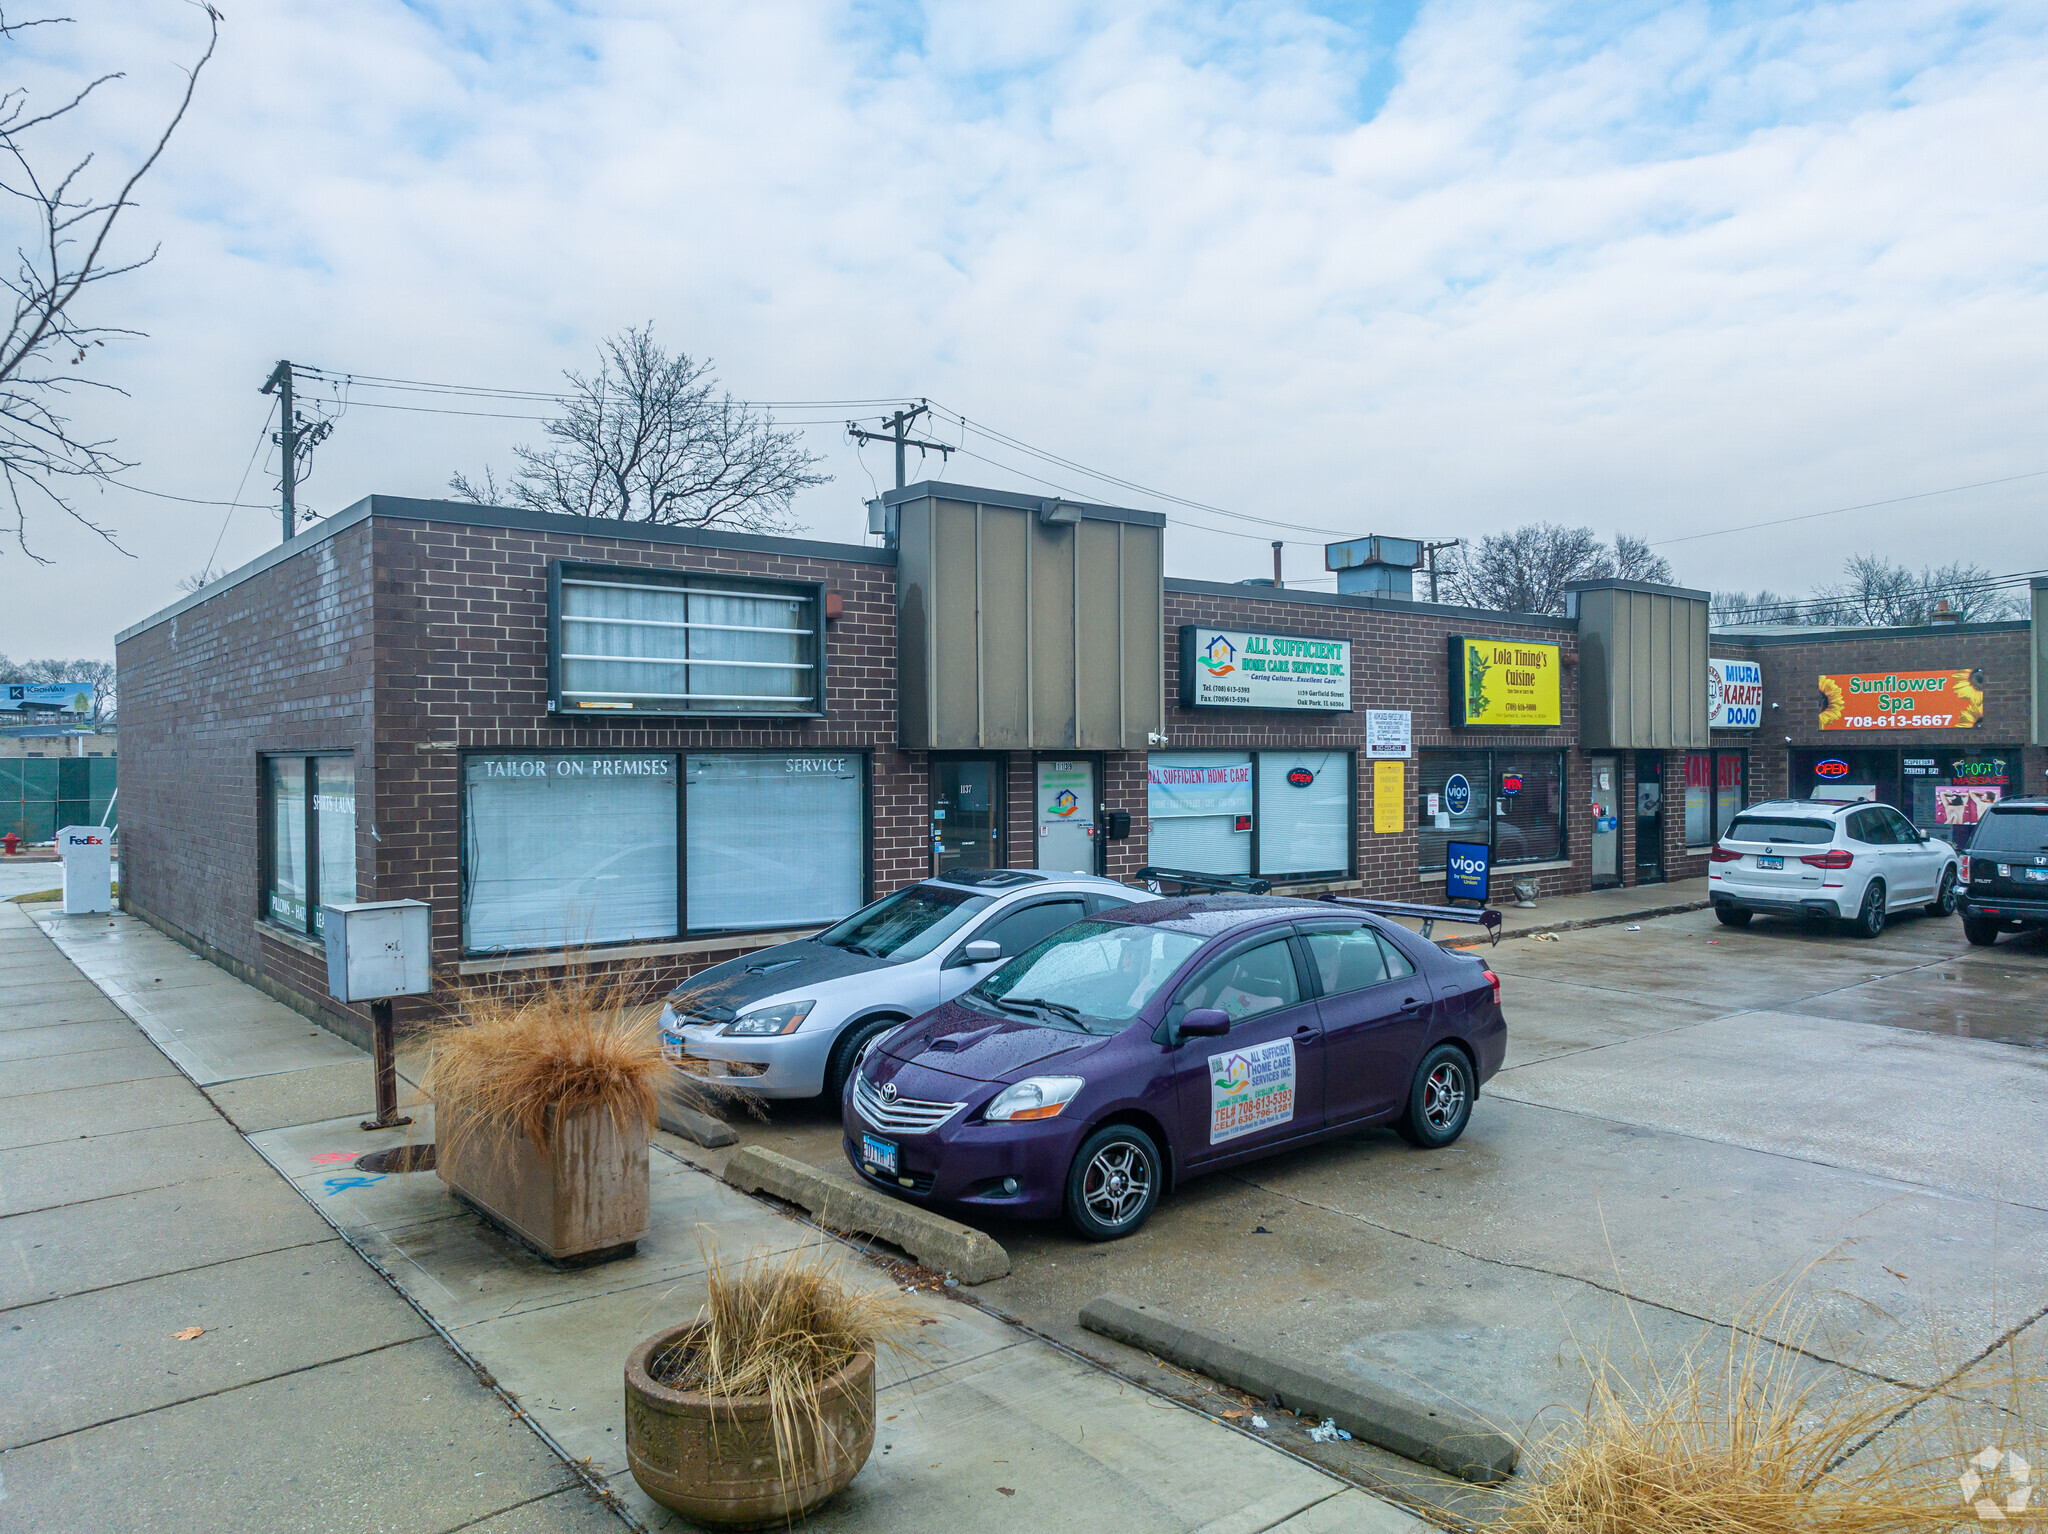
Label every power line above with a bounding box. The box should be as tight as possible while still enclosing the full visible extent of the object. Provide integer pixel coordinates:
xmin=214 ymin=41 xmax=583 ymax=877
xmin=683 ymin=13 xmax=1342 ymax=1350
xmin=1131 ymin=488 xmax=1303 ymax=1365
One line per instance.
xmin=1713 ymin=565 xmax=2048 ymax=622
xmin=203 ymin=399 xmax=277 ymax=576
xmin=1651 ymin=469 xmax=2048 ymax=548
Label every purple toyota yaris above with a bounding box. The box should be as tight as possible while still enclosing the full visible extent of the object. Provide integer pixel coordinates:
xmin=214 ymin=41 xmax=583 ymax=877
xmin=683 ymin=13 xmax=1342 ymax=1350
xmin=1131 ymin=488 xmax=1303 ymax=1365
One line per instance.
xmin=841 ymin=894 xmax=1507 ymax=1241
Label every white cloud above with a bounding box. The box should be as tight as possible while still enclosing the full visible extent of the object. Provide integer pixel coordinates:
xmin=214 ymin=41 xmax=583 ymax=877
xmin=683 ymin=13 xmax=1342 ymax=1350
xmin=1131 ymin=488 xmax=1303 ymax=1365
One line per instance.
xmin=5 ymin=0 xmax=2045 ymax=657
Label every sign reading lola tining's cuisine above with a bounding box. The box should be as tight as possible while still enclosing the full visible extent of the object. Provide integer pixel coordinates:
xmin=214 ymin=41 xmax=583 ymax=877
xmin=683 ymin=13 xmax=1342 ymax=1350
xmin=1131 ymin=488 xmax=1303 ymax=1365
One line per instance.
xmin=1817 ymin=669 xmax=1986 ymax=731
xmin=1448 ymin=636 xmax=1562 ymax=728
xmin=1178 ymin=627 xmax=1351 ymax=711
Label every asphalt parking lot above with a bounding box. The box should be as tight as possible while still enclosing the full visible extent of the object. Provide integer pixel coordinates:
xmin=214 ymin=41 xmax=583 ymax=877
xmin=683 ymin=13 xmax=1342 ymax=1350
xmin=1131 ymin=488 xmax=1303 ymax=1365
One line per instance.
xmin=682 ymin=902 xmax=2048 ymax=1519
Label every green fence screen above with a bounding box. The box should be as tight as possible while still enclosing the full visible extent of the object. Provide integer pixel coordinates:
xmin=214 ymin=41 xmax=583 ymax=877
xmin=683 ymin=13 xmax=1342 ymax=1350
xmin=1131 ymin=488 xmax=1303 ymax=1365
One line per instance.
xmin=0 ymin=758 xmax=117 ymax=844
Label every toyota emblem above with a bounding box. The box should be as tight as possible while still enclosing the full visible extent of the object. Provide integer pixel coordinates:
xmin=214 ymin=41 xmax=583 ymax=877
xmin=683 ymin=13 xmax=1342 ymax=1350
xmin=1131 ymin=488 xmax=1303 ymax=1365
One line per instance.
xmin=881 ymin=1082 xmax=897 ymax=1104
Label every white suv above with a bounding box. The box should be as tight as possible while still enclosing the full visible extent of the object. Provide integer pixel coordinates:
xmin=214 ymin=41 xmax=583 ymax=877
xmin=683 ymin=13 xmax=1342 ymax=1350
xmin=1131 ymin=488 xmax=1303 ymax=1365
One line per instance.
xmin=659 ymin=869 xmax=1139 ymax=1100
xmin=1708 ymin=799 xmax=1960 ymax=938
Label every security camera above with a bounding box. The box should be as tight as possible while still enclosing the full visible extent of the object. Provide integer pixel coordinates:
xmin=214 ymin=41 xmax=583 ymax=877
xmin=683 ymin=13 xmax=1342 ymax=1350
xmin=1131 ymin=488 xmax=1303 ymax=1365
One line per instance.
xmin=1147 ymin=731 xmax=1170 ymax=747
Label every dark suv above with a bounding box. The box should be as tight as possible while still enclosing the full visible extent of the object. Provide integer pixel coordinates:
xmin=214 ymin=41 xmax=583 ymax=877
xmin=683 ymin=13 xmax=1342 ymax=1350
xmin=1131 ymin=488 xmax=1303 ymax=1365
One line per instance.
xmin=1959 ymin=799 xmax=2048 ymax=946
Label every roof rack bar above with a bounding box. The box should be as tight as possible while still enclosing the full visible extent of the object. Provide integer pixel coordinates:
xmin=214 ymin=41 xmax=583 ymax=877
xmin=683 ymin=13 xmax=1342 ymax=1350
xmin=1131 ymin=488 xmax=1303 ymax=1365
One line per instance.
xmin=1317 ymin=895 xmax=1503 ymax=945
xmin=1133 ymin=866 xmax=1274 ymax=896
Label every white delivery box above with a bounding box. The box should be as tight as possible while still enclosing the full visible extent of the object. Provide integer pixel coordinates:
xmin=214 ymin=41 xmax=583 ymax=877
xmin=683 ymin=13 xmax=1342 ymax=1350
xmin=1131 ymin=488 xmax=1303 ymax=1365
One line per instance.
xmin=56 ymin=826 xmax=113 ymax=914
xmin=321 ymin=899 xmax=432 ymax=1003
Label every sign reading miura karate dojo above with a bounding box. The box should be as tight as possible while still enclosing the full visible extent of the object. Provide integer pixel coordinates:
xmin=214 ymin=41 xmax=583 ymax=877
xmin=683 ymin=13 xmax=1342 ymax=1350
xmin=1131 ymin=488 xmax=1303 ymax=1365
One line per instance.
xmin=1178 ymin=626 xmax=1351 ymax=712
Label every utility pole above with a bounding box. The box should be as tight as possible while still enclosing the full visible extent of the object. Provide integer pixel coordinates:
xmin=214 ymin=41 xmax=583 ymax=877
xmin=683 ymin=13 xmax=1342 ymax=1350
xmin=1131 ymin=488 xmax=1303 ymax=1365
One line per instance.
xmin=260 ymin=360 xmax=334 ymax=544
xmin=1420 ymin=539 xmax=1463 ymax=603
xmin=847 ymin=401 xmax=953 ymax=489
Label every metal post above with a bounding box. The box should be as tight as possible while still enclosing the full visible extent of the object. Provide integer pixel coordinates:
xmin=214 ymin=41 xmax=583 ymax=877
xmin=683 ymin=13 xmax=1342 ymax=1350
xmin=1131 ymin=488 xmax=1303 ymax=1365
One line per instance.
xmin=1272 ymin=541 xmax=1283 ymax=588
xmin=361 ymin=998 xmax=413 ymax=1131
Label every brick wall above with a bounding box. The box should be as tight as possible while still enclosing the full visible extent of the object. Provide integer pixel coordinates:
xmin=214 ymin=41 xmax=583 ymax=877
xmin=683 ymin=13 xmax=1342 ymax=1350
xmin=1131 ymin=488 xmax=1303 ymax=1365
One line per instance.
xmin=1162 ymin=583 xmax=1586 ymax=902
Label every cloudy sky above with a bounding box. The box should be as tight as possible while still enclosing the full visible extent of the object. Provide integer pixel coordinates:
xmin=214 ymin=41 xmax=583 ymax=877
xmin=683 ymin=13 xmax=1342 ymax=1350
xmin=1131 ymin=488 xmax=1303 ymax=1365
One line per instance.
xmin=7 ymin=0 xmax=2047 ymax=659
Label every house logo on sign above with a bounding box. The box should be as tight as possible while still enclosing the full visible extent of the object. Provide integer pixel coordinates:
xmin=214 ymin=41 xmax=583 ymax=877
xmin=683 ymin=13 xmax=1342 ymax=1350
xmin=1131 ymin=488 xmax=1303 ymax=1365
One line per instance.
xmin=1199 ymin=634 xmax=1238 ymax=676
xmin=1050 ymin=789 xmax=1080 ymax=818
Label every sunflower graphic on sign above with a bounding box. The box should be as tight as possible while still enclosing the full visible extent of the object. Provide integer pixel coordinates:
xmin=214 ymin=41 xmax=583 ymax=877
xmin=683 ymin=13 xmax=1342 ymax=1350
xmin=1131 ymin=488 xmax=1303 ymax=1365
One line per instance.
xmin=1050 ymin=789 xmax=1079 ymax=818
xmin=1200 ymin=633 xmax=1237 ymax=676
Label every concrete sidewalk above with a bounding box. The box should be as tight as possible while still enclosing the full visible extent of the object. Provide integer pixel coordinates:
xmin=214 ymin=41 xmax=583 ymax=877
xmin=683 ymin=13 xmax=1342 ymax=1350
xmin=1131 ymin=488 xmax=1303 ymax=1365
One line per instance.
xmin=12 ymin=902 xmax=1430 ymax=1534
xmin=1380 ymin=876 xmax=1709 ymax=948
xmin=0 ymin=900 xmax=620 ymax=1533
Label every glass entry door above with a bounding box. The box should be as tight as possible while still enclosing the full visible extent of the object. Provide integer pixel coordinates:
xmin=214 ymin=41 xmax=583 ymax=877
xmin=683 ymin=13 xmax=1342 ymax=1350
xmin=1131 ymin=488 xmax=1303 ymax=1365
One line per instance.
xmin=1035 ymin=759 xmax=1097 ymax=875
xmin=1634 ymin=753 xmax=1664 ymax=883
xmin=931 ymin=757 xmax=1003 ymax=877
xmin=1589 ymin=755 xmax=1619 ymax=887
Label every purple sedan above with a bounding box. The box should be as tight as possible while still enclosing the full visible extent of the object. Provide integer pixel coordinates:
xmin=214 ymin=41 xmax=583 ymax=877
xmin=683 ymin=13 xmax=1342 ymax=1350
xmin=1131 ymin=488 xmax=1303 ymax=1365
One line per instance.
xmin=841 ymin=894 xmax=1506 ymax=1240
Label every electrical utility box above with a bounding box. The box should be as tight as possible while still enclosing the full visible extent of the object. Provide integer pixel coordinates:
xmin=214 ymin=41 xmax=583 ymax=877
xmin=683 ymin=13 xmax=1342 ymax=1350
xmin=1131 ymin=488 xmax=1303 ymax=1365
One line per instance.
xmin=322 ymin=899 xmax=432 ymax=1003
xmin=56 ymin=825 xmax=113 ymax=914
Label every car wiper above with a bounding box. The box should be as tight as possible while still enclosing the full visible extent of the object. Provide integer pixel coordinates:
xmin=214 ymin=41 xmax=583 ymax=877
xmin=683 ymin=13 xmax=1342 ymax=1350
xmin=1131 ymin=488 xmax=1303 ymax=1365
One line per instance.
xmin=841 ymin=942 xmax=885 ymax=958
xmin=1004 ymin=995 xmax=1083 ymax=1024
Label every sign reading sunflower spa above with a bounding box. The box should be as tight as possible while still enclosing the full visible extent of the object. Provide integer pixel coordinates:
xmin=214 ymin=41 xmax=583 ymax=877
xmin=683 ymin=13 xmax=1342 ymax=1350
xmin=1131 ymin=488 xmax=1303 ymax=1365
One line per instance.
xmin=1448 ymin=636 xmax=1563 ymax=728
xmin=1178 ymin=626 xmax=1351 ymax=711
xmin=1817 ymin=669 xmax=1986 ymax=731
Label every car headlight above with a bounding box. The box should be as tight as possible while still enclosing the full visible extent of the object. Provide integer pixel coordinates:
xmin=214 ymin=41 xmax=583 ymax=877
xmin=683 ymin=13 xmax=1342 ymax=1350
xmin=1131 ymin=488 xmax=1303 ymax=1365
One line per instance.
xmin=722 ymin=1001 xmax=816 ymax=1037
xmin=984 ymin=1076 xmax=1085 ymax=1122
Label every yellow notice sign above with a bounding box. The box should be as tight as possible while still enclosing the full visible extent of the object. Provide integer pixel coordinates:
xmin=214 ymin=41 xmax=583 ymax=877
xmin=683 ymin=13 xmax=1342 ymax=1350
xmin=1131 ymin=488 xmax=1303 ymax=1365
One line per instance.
xmin=1373 ymin=759 xmax=1405 ymax=834
xmin=1453 ymin=636 xmax=1563 ymax=727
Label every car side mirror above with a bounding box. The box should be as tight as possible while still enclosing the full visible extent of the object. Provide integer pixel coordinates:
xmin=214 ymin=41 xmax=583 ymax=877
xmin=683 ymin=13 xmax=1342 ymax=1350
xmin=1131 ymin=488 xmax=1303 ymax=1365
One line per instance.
xmin=963 ymin=940 xmax=1002 ymax=964
xmin=1179 ymin=1008 xmax=1230 ymax=1039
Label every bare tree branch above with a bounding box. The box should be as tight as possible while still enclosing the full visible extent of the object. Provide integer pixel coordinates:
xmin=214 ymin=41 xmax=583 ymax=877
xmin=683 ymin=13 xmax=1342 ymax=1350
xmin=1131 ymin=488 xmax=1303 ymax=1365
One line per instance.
xmin=1442 ymin=523 xmax=1616 ymax=615
xmin=451 ymin=324 xmax=830 ymax=533
xmin=0 ymin=4 xmax=219 ymax=560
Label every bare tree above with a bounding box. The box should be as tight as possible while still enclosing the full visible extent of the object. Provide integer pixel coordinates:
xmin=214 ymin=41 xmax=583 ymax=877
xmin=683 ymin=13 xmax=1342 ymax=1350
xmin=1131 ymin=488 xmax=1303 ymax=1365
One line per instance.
xmin=1613 ymin=532 xmax=1673 ymax=584
xmin=174 ymin=566 xmax=219 ymax=594
xmin=451 ymin=324 xmax=829 ymax=533
xmin=1443 ymin=523 xmax=1614 ymax=614
xmin=0 ymin=5 xmax=219 ymax=559
xmin=1714 ymin=556 xmax=2026 ymax=628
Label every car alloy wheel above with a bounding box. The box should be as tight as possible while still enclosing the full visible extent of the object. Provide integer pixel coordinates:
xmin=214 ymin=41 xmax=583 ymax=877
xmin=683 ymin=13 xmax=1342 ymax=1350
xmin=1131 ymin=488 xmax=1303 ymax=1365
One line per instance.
xmin=1853 ymin=881 xmax=1885 ymax=939
xmin=1081 ymin=1142 xmax=1153 ymax=1229
xmin=1422 ymin=1061 xmax=1466 ymax=1133
xmin=1931 ymin=867 xmax=1958 ymax=917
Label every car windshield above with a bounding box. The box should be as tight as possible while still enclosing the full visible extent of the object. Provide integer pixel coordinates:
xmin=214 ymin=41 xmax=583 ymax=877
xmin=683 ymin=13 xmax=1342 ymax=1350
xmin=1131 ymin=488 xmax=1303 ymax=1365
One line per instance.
xmin=1967 ymin=808 xmax=2048 ymax=856
xmin=816 ymin=884 xmax=991 ymax=960
xmin=964 ymin=921 xmax=1205 ymax=1034
xmin=1725 ymin=816 xmax=1835 ymax=845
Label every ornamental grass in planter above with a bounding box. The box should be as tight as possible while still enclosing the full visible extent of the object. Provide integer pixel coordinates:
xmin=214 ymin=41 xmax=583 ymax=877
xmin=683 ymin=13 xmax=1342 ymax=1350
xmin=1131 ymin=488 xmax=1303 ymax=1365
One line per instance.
xmin=424 ymin=965 xmax=674 ymax=1264
xmin=626 ymin=1244 xmax=918 ymax=1529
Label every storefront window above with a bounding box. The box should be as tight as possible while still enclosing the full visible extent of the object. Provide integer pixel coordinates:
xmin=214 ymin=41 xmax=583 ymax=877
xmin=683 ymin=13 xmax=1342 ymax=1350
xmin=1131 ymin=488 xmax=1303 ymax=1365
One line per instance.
xmin=463 ymin=754 xmax=679 ymax=953
xmin=685 ymin=754 xmax=864 ymax=931
xmin=1686 ymin=749 xmax=1750 ymax=847
xmin=1147 ymin=753 xmax=1253 ymax=875
xmin=1715 ymin=751 xmax=1746 ymax=843
xmin=1906 ymin=751 xmax=2016 ymax=848
xmin=1255 ymin=753 xmax=1352 ymax=878
xmin=1418 ymin=750 xmax=1563 ymax=869
xmin=263 ymin=754 xmax=355 ymax=936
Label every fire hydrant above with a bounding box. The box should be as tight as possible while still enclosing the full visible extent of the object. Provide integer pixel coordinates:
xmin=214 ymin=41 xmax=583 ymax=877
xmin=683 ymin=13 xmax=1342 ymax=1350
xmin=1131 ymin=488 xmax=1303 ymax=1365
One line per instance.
xmin=1 ymin=832 xmax=19 ymax=855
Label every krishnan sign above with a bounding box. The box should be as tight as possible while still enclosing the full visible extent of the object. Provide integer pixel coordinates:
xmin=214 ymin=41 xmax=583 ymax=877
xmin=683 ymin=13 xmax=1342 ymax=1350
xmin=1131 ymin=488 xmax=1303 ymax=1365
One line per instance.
xmin=1178 ymin=626 xmax=1350 ymax=711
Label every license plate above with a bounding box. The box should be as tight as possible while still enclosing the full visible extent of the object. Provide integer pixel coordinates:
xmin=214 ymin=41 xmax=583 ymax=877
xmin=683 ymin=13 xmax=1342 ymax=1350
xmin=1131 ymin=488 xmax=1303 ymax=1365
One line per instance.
xmin=660 ymin=1036 xmax=682 ymax=1063
xmin=2028 ymin=869 xmax=2048 ymax=884
xmin=1757 ymin=855 xmax=1783 ymax=870
xmin=862 ymin=1133 xmax=898 ymax=1177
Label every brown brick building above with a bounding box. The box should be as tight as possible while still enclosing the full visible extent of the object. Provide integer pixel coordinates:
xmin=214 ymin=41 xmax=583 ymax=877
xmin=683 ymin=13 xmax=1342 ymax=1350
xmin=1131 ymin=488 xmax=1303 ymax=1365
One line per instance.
xmin=113 ymin=490 xmax=2048 ymax=1045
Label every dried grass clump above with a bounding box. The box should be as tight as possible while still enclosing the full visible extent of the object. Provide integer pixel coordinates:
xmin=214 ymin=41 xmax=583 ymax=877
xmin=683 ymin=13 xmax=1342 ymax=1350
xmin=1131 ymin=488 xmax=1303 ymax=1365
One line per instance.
xmin=651 ymin=1244 xmax=919 ymax=1465
xmin=421 ymin=964 xmax=673 ymax=1155
xmin=1494 ymin=1288 xmax=2042 ymax=1534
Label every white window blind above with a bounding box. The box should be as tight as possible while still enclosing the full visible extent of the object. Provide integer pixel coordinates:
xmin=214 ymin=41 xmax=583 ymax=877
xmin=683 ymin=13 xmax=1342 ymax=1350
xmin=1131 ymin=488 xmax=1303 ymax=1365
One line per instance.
xmin=558 ymin=574 xmax=817 ymax=715
xmin=1147 ymin=752 xmax=1252 ymax=874
xmin=463 ymin=755 xmax=679 ymax=952
xmin=686 ymin=754 xmax=864 ymax=931
xmin=1256 ymin=753 xmax=1350 ymax=876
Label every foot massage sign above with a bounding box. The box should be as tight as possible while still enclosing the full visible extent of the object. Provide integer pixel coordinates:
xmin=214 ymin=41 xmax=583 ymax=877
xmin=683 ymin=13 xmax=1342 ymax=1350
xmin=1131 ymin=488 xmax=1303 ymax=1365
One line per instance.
xmin=1209 ymin=1039 xmax=1295 ymax=1144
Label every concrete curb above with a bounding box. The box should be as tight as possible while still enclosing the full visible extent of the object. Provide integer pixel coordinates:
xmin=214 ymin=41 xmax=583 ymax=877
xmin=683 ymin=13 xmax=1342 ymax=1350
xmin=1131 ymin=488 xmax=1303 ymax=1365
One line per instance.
xmin=1080 ymin=1293 xmax=1517 ymax=1484
xmin=722 ymin=1145 xmax=1010 ymax=1285
xmin=1441 ymin=899 xmax=1711 ymax=949
xmin=657 ymin=1099 xmax=738 ymax=1147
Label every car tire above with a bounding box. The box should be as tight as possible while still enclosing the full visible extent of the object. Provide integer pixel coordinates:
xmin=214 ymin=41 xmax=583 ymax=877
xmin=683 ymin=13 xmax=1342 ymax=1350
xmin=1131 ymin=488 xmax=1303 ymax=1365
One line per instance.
xmin=1848 ymin=880 xmax=1886 ymax=939
xmin=1396 ymin=1044 xmax=1476 ymax=1149
xmin=1963 ymin=916 xmax=2000 ymax=948
xmin=824 ymin=1017 xmax=901 ymax=1104
xmin=1714 ymin=905 xmax=1752 ymax=928
xmin=1063 ymin=1124 xmax=1163 ymax=1242
xmin=1928 ymin=866 xmax=1958 ymax=917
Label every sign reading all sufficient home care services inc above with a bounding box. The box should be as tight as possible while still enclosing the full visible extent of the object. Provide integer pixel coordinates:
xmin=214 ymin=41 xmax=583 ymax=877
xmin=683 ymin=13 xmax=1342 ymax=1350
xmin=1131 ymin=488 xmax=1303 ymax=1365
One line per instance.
xmin=1448 ymin=636 xmax=1562 ymax=727
xmin=1817 ymin=669 xmax=1986 ymax=731
xmin=1179 ymin=626 xmax=1350 ymax=712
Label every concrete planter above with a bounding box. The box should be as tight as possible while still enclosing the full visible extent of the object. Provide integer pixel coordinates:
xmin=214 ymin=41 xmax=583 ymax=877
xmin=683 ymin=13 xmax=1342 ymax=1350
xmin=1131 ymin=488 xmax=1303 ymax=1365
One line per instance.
xmin=436 ymin=1098 xmax=648 ymax=1264
xmin=624 ymin=1323 xmax=875 ymax=1529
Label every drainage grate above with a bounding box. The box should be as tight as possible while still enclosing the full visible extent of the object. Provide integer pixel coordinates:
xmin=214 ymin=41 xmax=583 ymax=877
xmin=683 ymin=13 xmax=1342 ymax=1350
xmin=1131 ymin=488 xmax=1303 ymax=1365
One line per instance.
xmin=356 ymin=1144 xmax=437 ymax=1174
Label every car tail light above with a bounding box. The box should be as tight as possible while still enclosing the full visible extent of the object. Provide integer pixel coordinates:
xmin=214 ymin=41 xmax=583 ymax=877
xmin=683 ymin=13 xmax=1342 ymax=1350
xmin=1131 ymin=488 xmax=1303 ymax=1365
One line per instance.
xmin=1482 ymin=969 xmax=1501 ymax=1007
xmin=1800 ymin=849 xmax=1854 ymax=870
xmin=1960 ymin=855 xmax=1972 ymax=883
xmin=1708 ymin=846 xmax=1741 ymax=863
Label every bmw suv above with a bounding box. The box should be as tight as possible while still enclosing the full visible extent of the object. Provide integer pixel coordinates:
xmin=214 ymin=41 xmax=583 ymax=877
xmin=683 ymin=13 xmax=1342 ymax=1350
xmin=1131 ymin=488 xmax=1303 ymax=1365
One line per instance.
xmin=1709 ymin=799 xmax=1960 ymax=938
xmin=660 ymin=869 xmax=1138 ymax=1100
xmin=1958 ymin=798 xmax=2048 ymax=947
